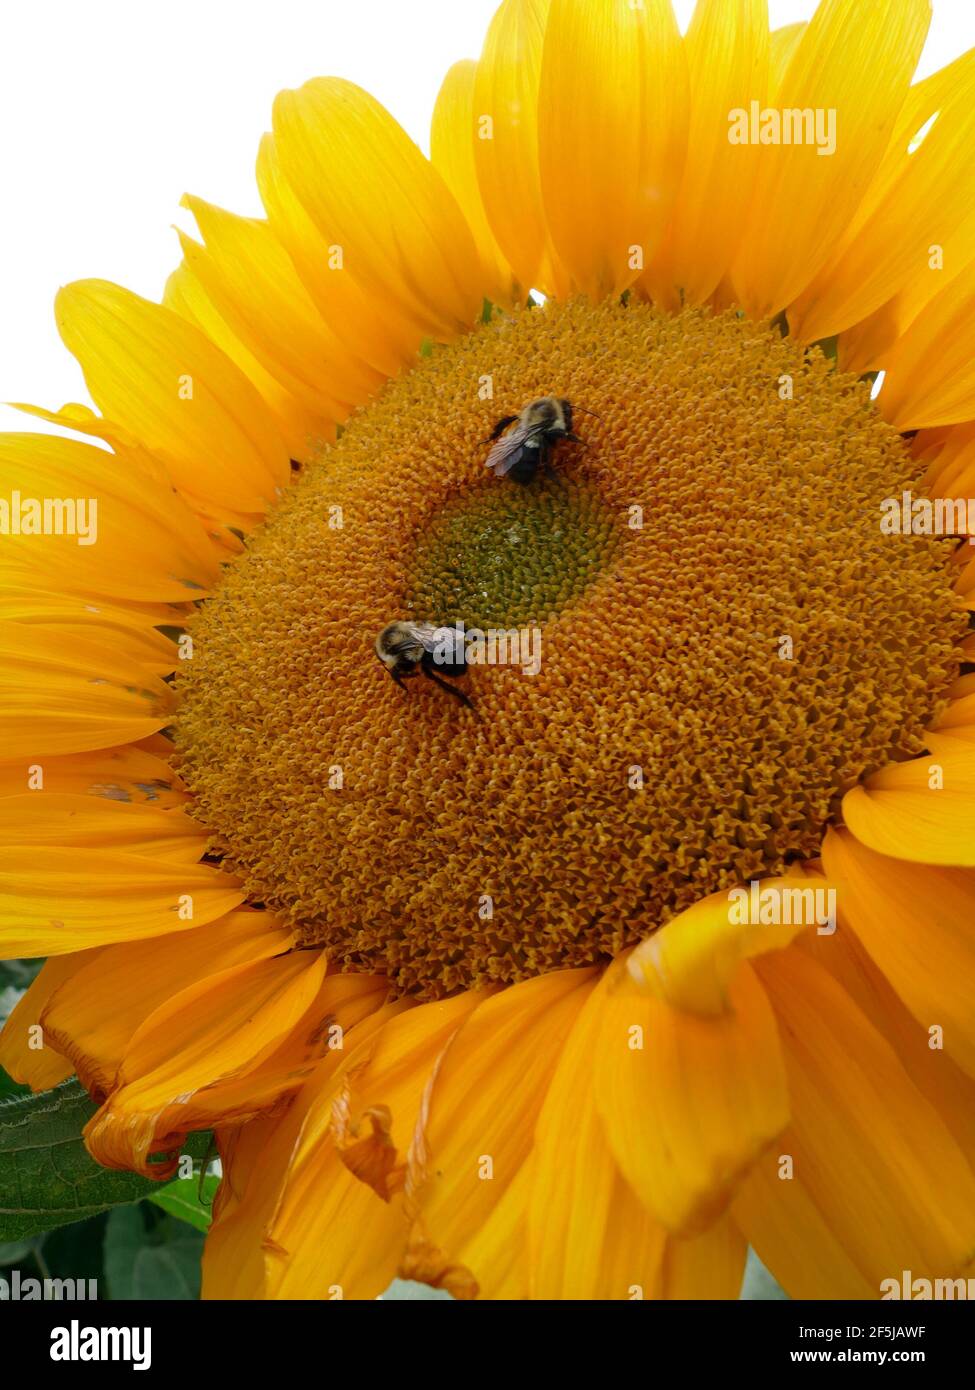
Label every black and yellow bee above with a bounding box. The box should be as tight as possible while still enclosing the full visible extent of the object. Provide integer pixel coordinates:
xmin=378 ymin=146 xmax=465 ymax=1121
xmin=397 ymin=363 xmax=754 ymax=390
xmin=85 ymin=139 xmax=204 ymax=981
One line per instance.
xmin=483 ymin=395 xmax=586 ymax=484
xmin=374 ymin=620 xmax=474 ymax=711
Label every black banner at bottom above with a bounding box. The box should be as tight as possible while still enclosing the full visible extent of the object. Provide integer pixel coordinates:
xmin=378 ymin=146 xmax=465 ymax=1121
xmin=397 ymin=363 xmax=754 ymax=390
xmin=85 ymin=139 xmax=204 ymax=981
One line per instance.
xmin=1 ymin=1297 xmax=968 ymax=1375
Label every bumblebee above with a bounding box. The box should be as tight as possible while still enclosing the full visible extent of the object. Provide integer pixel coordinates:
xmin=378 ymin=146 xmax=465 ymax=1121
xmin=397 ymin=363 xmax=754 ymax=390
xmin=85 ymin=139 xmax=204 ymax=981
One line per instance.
xmin=374 ymin=621 xmax=474 ymax=711
xmin=484 ymin=395 xmax=585 ymax=483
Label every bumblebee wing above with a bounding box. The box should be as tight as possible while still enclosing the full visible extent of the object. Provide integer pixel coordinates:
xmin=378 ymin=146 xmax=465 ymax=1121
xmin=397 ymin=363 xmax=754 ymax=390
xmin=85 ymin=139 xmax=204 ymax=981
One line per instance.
xmin=485 ymin=422 xmax=540 ymax=476
xmin=387 ymin=623 xmax=435 ymax=661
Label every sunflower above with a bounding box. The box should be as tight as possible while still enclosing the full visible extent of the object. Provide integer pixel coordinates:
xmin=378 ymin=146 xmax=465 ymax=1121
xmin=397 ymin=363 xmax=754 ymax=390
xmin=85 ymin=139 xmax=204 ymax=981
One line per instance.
xmin=2 ymin=0 xmax=975 ymax=1302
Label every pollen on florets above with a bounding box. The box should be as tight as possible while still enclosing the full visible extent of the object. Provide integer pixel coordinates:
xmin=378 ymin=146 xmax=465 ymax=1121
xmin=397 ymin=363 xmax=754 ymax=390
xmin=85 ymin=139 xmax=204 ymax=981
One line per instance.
xmin=175 ymin=297 xmax=964 ymax=999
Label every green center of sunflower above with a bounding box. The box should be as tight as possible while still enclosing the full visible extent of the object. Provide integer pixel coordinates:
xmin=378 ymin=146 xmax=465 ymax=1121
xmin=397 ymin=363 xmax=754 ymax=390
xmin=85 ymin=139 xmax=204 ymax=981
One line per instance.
xmin=176 ymin=298 xmax=964 ymax=999
xmin=406 ymin=478 xmax=619 ymax=630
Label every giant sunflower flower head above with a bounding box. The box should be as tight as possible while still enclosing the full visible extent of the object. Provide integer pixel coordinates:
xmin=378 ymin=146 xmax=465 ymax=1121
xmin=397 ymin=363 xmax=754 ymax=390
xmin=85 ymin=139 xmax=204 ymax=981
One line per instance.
xmin=3 ymin=0 xmax=975 ymax=1302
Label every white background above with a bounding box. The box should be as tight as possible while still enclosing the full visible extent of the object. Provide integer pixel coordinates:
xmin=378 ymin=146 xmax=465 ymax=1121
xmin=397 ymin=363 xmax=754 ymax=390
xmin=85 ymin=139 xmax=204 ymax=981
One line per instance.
xmin=1 ymin=0 xmax=973 ymax=438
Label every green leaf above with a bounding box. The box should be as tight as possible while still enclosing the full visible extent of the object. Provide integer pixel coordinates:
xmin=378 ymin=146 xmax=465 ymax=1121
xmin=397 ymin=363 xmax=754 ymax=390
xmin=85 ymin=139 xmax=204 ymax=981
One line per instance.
xmin=0 ymin=1078 xmax=211 ymax=1240
xmin=42 ymin=1212 xmax=109 ymax=1289
xmin=0 ymin=1065 xmax=30 ymax=1102
xmin=104 ymin=1205 xmax=204 ymax=1300
xmin=148 ymin=1174 xmax=219 ymax=1233
xmin=0 ymin=1238 xmax=35 ymax=1266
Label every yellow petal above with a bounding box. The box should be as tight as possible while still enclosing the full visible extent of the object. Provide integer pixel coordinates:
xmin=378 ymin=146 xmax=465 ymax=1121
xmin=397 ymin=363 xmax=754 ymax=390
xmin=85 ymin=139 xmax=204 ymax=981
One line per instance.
xmin=180 ymin=196 xmax=382 ymax=410
xmin=0 ymin=744 xmax=183 ymax=807
xmin=201 ymin=1115 xmax=285 ymax=1299
xmin=40 ymin=909 xmax=293 ymax=1096
xmin=738 ymin=945 xmax=975 ymax=1295
xmin=822 ymin=827 xmax=975 ymax=1079
xmin=10 ymin=400 xmax=139 ymax=450
xmin=660 ymin=1218 xmax=747 ymax=1299
xmin=946 ymin=672 xmax=975 ymax=700
xmin=434 ymin=1158 xmax=533 ymax=1299
xmin=922 ymin=421 xmax=975 ymax=494
xmin=596 ymin=959 xmax=788 ymax=1234
xmin=404 ymin=967 xmax=595 ymax=1297
xmin=263 ymin=995 xmax=480 ymax=1299
xmin=84 ymin=950 xmax=328 ymax=1173
xmin=733 ymin=1141 xmax=876 ymax=1298
xmin=538 ymin=0 xmax=687 ymax=299
xmin=834 ymin=298 xmax=898 ymax=375
xmin=841 ymin=746 xmax=975 ymax=865
xmin=163 ymin=259 xmax=333 ymax=468
xmin=472 ymin=0 xmax=561 ymax=296
xmin=175 ymin=230 xmax=343 ymax=431
xmin=790 ymin=50 xmax=975 ymax=342
xmin=202 ymin=1005 xmax=403 ymax=1299
xmin=180 ymin=971 xmax=389 ymax=1137
xmin=828 ymin=51 xmax=975 ymax=258
xmin=953 ymin=541 xmax=975 ymax=602
xmin=0 ymin=951 xmax=96 ymax=1090
xmin=528 ymin=965 xmax=668 ymax=1299
xmin=55 ymin=279 xmax=291 ymax=516
xmin=256 ymin=131 xmax=414 ymax=379
xmin=878 ymin=255 xmax=975 ymax=429
xmin=271 ymin=79 xmax=482 ymax=350
xmin=647 ymin=0 xmax=768 ymax=307
xmin=836 ymin=50 xmax=975 ymax=373
xmin=0 ymin=594 xmax=183 ymax=675
xmin=0 ymin=847 xmax=243 ymax=956
xmin=0 ymin=621 xmax=173 ymax=758
xmin=430 ymin=61 xmax=516 ymax=310
xmin=0 ymin=795 xmax=207 ymax=863
xmin=0 ymin=432 xmax=219 ymax=602
xmin=929 ymin=699 xmax=975 ymax=745
xmin=626 ymin=877 xmax=826 ymax=1015
xmin=795 ymin=916 xmax=975 ymax=1162
xmin=731 ymin=0 xmax=931 ymax=317
xmin=768 ymin=23 xmax=805 ymax=99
